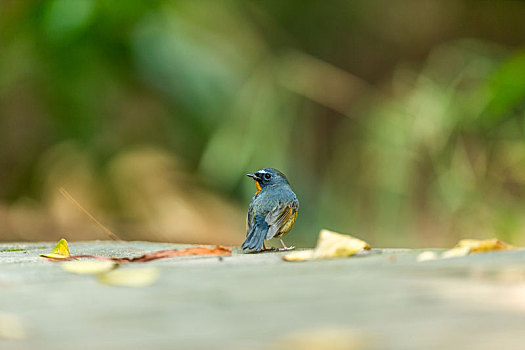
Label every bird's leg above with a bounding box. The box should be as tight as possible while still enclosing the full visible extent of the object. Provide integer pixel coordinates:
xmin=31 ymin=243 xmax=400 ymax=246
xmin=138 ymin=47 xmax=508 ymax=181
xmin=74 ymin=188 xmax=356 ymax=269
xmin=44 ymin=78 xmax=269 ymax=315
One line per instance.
xmin=261 ymin=241 xmax=277 ymax=252
xmin=278 ymin=238 xmax=295 ymax=251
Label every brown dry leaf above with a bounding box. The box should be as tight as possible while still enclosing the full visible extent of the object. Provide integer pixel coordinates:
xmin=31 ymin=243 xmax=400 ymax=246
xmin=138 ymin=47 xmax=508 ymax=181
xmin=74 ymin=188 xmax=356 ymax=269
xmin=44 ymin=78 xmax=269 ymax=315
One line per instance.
xmin=284 ymin=229 xmax=370 ymax=262
xmin=97 ymin=267 xmax=160 ymax=287
xmin=455 ymin=238 xmax=514 ymax=253
xmin=58 ymin=245 xmax=231 ymax=263
xmin=62 ymin=260 xmax=118 ymax=274
xmin=40 ymin=238 xmax=70 ymax=259
xmin=111 ymin=245 xmax=231 ymax=262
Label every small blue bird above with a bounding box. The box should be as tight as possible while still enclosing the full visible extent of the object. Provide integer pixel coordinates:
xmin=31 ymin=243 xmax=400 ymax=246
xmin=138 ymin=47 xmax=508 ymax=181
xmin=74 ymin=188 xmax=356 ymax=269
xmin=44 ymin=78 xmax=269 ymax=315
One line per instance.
xmin=242 ymin=168 xmax=299 ymax=252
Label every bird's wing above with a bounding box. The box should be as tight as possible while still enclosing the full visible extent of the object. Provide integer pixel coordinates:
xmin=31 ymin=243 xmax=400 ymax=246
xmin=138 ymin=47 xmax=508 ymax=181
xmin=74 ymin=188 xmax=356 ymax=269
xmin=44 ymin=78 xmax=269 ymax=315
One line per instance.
xmin=265 ymin=200 xmax=298 ymax=240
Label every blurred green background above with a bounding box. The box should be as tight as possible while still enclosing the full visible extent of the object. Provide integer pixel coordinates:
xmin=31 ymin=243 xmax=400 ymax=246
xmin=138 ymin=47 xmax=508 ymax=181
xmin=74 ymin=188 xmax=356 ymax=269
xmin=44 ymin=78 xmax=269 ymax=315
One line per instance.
xmin=2 ymin=0 xmax=525 ymax=248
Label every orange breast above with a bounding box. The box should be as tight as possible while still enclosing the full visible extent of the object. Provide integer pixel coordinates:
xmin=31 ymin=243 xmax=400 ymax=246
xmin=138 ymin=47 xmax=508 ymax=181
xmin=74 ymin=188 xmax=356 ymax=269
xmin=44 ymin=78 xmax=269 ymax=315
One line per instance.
xmin=255 ymin=181 xmax=262 ymax=194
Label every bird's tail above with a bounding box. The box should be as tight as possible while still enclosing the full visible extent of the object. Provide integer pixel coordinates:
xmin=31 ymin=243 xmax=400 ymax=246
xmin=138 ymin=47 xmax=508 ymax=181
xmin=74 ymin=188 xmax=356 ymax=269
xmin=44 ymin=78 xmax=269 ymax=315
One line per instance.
xmin=242 ymin=217 xmax=268 ymax=252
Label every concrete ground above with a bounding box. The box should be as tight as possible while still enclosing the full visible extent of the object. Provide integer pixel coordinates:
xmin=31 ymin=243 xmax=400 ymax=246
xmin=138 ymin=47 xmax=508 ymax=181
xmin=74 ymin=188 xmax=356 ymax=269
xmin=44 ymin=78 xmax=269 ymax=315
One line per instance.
xmin=1 ymin=241 xmax=525 ymax=350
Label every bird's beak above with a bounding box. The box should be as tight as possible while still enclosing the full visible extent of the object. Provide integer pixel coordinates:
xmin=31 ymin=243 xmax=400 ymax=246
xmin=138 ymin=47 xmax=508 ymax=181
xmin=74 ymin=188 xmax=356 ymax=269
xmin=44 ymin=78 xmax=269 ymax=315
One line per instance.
xmin=247 ymin=173 xmax=261 ymax=181
xmin=247 ymin=173 xmax=263 ymax=194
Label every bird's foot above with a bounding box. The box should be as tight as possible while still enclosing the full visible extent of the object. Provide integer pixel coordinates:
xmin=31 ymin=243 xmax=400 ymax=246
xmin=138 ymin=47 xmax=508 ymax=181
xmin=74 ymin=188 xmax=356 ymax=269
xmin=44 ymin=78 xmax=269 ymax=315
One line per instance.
xmin=278 ymin=246 xmax=295 ymax=251
xmin=261 ymin=242 xmax=277 ymax=252
xmin=261 ymin=247 xmax=278 ymax=252
xmin=278 ymin=238 xmax=295 ymax=251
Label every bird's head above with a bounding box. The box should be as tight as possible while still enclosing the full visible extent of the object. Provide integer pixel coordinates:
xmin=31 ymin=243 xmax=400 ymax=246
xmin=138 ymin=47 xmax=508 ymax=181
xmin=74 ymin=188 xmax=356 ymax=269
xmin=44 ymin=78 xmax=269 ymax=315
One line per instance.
xmin=247 ymin=168 xmax=290 ymax=194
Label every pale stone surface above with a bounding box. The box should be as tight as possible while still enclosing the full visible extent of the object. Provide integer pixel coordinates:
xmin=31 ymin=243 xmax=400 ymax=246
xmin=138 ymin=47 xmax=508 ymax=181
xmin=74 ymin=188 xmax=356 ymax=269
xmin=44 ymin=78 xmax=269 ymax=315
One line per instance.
xmin=1 ymin=242 xmax=525 ymax=349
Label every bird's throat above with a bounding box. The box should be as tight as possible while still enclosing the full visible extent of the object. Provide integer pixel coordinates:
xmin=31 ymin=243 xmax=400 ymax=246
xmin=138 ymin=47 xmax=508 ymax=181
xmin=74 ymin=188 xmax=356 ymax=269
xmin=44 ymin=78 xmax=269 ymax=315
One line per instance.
xmin=255 ymin=181 xmax=262 ymax=194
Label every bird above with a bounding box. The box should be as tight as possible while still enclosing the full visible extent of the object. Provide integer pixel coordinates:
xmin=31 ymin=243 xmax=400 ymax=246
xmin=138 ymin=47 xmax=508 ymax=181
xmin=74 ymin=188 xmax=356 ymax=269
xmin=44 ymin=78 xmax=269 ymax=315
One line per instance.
xmin=242 ymin=168 xmax=299 ymax=252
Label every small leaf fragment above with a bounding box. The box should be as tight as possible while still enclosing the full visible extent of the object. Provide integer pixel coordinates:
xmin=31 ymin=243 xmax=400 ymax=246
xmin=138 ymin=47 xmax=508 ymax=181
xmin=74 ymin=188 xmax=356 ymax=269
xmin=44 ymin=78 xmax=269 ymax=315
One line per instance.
xmin=312 ymin=229 xmax=370 ymax=259
xmin=417 ymin=251 xmax=438 ymax=262
xmin=282 ymin=250 xmax=314 ymax=261
xmin=62 ymin=260 xmax=117 ymax=274
xmin=442 ymin=246 xmax=471 ymax=259
xmin=40 ymin=238 xmax=70 ymax=259
xmin=455 ymin=238 xmax=514 ymax=253
xmin=97 ymin=267 xmax=160 ymax=287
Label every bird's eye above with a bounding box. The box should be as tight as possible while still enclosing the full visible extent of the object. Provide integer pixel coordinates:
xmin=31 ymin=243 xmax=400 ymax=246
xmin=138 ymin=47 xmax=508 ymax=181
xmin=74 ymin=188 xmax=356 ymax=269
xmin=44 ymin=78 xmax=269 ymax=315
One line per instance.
xmin=264 ymin=173 xmax=271 ymax=180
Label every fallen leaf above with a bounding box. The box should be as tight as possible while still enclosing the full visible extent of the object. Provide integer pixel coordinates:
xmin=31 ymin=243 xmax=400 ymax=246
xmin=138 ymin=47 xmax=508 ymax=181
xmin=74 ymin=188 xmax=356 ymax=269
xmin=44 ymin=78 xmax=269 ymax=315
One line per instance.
xmin=282 ymin=250 xmax=314 ymax=262
xmin=0 ymin=312 xmax=27 ymax=340
xmin=40 ymin=238 xmax=70 ymax=259
xmin=417 ymin=251 xmax=438 ymax=262
xmin=284 ymin=230 xmax=370 ymax=262
xmin=62 ymin=260 xmax=118 ymax=274
xmin=420 ymin=238 xmax=515 ymax=261
xmin=97 ymin=267 xmax=160 ymax=287
xmin=312 ymin=230 xmax=370 ymax=259
xmin=442 ymin=246 xmax=471 ymax=259
xmin=110 ymin=245 xmax=231 ymax=262
xmin=455 ymin=238 xmax=514 ymax=253
xmin=48 ymin=245 xmax=230 ymax=263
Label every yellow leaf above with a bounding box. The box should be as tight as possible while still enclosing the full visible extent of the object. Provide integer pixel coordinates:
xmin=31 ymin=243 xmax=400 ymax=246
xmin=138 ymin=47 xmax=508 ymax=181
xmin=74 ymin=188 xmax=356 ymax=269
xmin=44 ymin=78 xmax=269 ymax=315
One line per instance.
xmin=97 ymin=267 xmax=160 ymax=287
xmin=283 ymin=230 xmax=371 ymax=262
xmin=62 ymin=260 xmax=117 ymax=274
xmin=312 ymin=229 xmax=370 ymax=259
xmin=282 ymin=250 xmax=314 ymax=262
xmin=417 ymin=251 xmax=438 ymax=262
xmin=442 ymin=246 xmax=471 ymax=259
xmin=40 ymin=238 xmax=70 ymax=259
xmin=455 ymin=238 xmax=514 ymax=253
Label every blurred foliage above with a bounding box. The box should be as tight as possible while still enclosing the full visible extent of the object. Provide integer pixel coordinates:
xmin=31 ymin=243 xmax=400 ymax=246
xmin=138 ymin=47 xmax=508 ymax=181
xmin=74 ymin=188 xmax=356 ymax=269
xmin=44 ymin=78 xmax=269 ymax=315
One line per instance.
xmin=1 ymin=0 xmax=525 ymax=247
